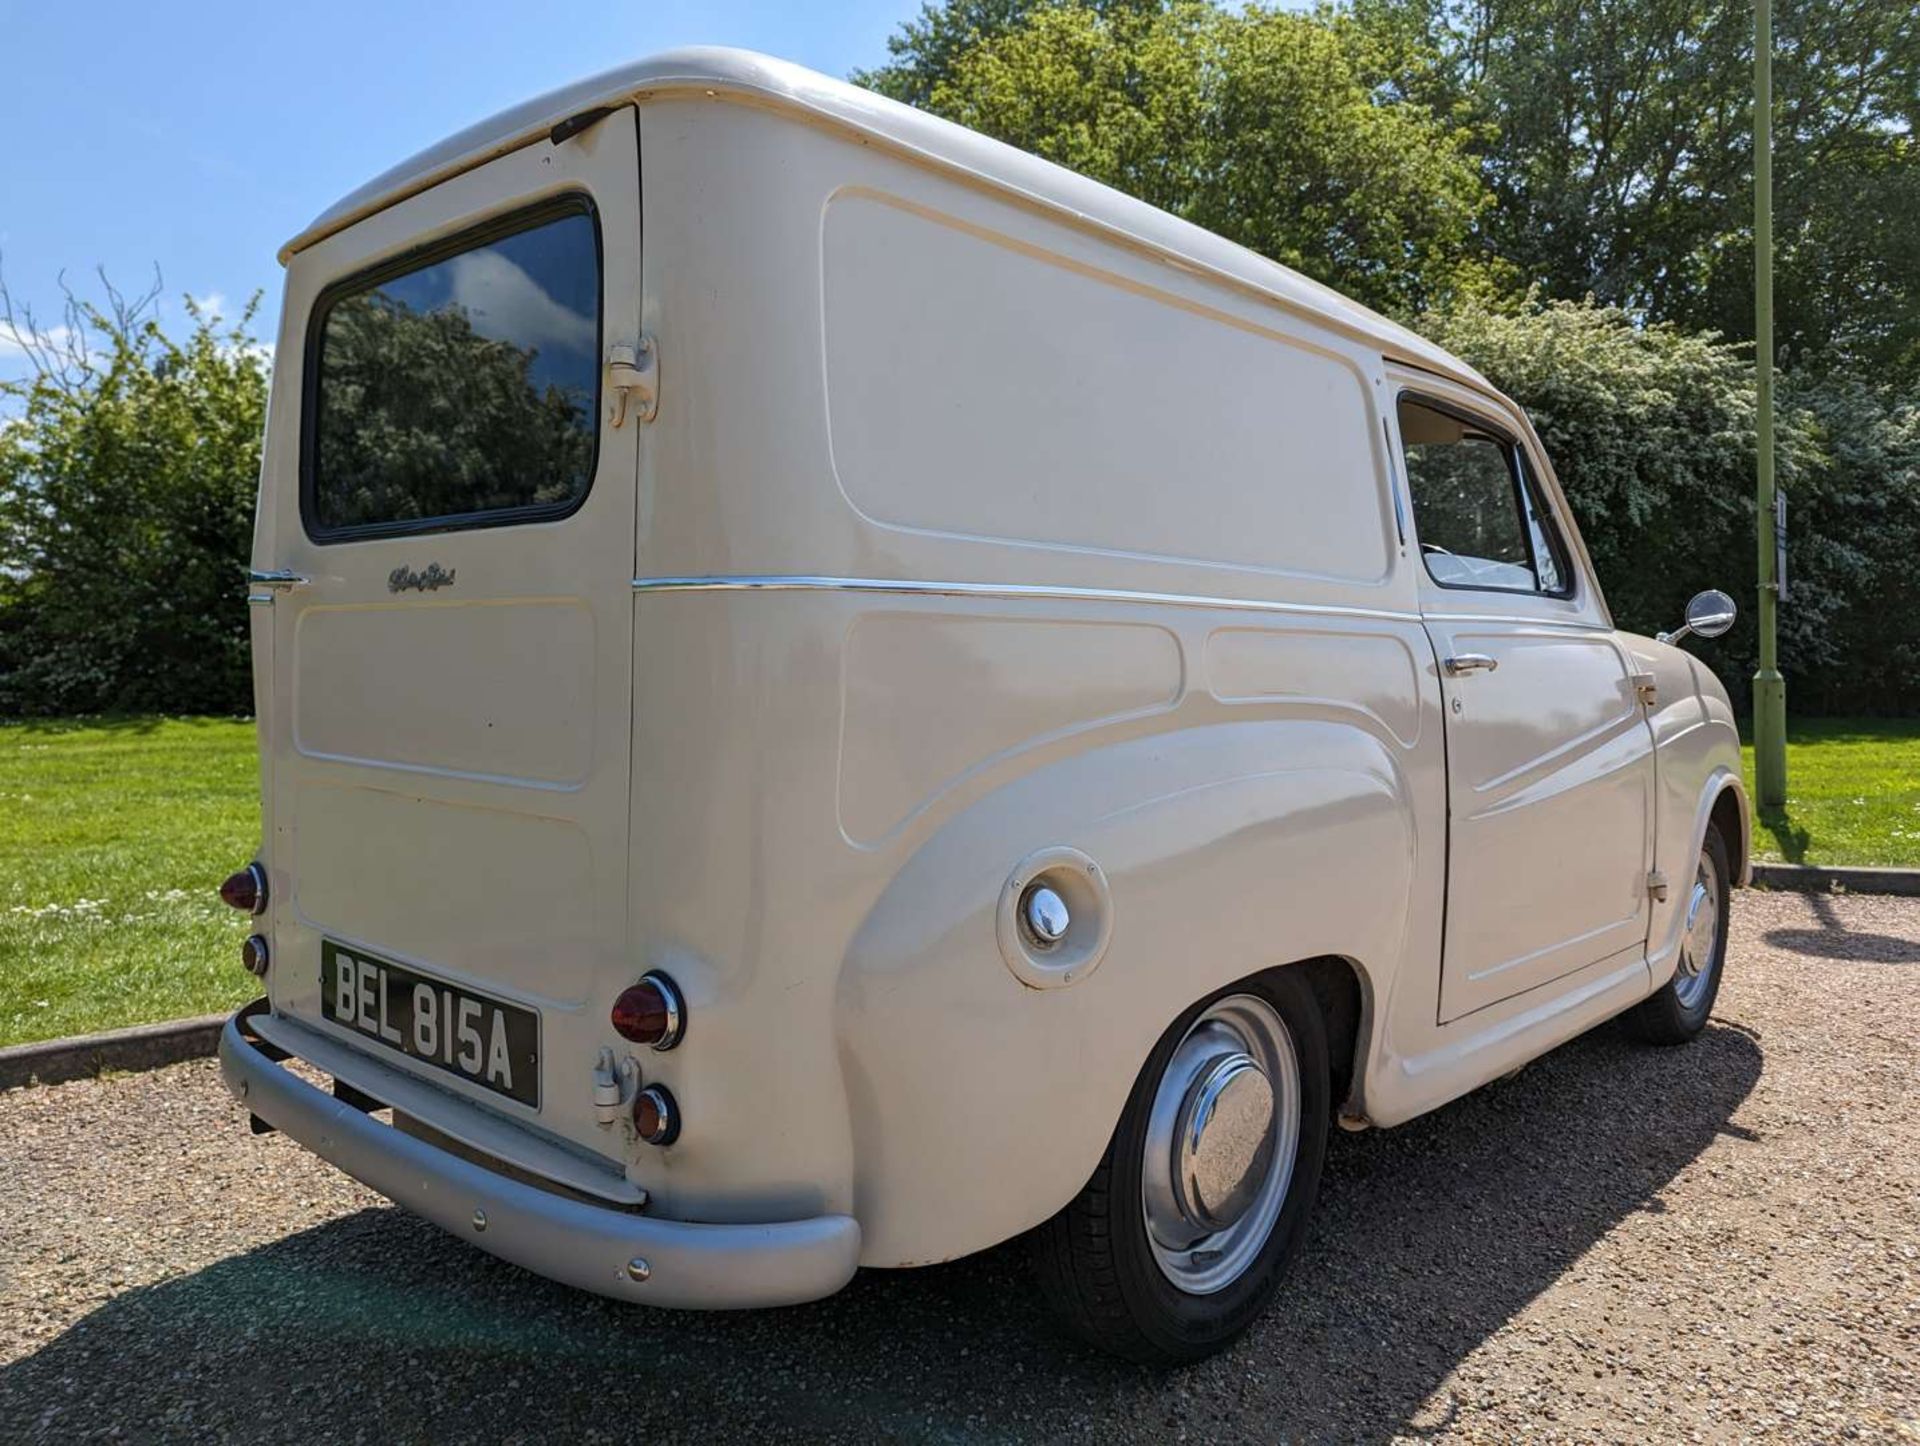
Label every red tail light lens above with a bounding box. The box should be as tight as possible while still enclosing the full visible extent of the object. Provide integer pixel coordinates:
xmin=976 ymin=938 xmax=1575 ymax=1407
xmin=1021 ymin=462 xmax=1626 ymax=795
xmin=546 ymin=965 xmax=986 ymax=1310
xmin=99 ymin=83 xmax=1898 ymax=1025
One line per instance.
xmin=219 ymin=863 xmax=268 ymax=915
xmin=610 ymin=972 xmax=685 ymax=1050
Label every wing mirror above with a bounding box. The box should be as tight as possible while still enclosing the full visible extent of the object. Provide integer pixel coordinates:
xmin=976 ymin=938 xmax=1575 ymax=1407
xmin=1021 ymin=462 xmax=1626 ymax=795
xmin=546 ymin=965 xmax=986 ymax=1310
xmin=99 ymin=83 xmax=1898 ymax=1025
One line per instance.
xmin=1658 ymin=589 xmax=1737 ymax=646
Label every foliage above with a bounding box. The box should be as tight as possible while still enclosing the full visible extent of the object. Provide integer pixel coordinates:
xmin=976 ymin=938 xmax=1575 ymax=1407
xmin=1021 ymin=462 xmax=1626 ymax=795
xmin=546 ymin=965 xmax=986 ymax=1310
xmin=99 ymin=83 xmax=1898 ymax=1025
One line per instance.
xmin=868 ymin=0 xmax=1496 ymax=315
xmin=0 ymin=278 xmax=267 ymax=716
xmin=0 ymin=716 xmax=258 ymax=1046
xmin=1423 ymin=296 xmax=1920 ymax=715
xmin=1355 ymin=0 xmax=1920 ymax=378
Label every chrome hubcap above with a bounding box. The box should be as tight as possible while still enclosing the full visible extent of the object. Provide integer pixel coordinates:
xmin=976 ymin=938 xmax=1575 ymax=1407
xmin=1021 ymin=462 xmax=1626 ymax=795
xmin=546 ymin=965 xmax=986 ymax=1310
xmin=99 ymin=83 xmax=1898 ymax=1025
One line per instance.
xmin=1673 ymin=846 xmax=1722 ymax=1012
xmin=1142 ymin=994 xmax=1300 ymax=1295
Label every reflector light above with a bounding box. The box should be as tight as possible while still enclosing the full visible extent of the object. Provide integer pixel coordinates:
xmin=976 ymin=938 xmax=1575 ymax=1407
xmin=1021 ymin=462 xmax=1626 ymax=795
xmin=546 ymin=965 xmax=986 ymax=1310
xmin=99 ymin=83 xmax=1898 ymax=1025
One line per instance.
xmin=633 ymin=1084 xmax=680 ymax=1146
xmin=219 ymin=863 xmax=268 ymax=915
xmin=610 ymin=972 xmax=685 ymax=1050
xmin=241 ymin=934 xmax=270 ymax=977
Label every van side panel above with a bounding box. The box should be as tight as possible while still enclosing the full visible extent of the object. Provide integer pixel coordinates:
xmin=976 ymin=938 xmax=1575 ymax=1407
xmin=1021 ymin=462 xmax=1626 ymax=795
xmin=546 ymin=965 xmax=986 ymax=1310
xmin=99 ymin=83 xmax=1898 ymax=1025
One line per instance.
xmin=836 ymin=640 xmax=1426 ymax=1267
xmin=629 ymin=99 xmax=1450 ymax=1261
xmin=820 ymin=191 xmax=1391 ymax=585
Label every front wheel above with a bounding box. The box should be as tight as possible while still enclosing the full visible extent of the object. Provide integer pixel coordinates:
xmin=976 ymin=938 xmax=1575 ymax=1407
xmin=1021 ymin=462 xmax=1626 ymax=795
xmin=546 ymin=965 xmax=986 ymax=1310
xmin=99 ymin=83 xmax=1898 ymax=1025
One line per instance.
xmin=1624 ymin=824 xmax=1732 ymax=1045
xmin=1029 ymin=970 xmax=1330 ymax=1364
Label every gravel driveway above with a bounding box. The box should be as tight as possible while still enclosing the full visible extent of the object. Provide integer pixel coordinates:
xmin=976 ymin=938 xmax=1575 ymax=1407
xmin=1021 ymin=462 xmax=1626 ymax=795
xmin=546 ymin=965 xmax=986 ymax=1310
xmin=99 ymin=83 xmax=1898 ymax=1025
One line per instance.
xmin=2 ymin=889 xmax=1916 ymax=1444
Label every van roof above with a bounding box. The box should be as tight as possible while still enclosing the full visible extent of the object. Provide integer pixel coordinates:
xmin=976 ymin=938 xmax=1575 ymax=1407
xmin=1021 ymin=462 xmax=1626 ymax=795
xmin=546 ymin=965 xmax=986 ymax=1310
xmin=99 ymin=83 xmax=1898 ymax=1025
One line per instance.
xmin=284 ymin=47 xmax=1487 ymax=390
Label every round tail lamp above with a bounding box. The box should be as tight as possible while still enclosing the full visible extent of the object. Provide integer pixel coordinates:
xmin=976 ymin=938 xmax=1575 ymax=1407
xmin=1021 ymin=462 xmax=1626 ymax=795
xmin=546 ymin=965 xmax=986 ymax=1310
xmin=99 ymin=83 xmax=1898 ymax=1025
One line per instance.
xmin=219 ymin=863 xmax=268 ymax=916
xmin=241 ymin=934 xmax=270 ymax=977
xmin=610 ymin=972 xmax=685 ymax=1050
xmin=632 ymin=1084 xmax=680 ymax=1146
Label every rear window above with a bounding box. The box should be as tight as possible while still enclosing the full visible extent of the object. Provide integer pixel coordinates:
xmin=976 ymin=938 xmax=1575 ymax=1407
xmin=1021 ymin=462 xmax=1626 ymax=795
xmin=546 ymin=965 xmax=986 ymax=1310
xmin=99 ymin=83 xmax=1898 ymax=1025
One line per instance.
xmin=303 ymin=198 xmax=602 ymax=541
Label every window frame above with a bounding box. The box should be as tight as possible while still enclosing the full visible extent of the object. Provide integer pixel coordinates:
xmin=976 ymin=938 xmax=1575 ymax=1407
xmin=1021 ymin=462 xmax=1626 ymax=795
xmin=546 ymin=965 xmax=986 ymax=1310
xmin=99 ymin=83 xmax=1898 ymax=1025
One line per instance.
xmin=299 ymin=191 xmax=605 ymax=546
xmin=1395 ymin=390 xmax=1576 ymax=602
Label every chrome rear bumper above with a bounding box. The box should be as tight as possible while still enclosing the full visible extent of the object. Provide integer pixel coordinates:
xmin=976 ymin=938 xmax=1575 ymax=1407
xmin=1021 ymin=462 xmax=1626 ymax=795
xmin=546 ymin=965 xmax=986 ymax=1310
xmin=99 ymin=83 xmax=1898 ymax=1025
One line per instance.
xmin=218 ymin=1002 xmax=861 ymax=1309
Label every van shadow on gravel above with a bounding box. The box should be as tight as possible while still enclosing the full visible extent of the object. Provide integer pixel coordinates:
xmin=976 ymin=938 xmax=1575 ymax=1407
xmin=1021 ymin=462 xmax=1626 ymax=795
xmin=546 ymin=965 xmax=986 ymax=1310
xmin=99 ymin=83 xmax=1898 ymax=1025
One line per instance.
xmin=2 ymin=1021 xmax=1761 ymax=1443
xmin=1763 ymin=890 xmax=1920 ymax=964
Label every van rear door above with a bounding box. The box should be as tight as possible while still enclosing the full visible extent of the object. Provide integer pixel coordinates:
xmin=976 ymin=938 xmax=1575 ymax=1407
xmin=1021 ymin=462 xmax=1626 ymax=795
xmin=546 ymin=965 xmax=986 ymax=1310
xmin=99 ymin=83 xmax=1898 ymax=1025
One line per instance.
xmin=254 ymin=110 xmax=641 ymax=1157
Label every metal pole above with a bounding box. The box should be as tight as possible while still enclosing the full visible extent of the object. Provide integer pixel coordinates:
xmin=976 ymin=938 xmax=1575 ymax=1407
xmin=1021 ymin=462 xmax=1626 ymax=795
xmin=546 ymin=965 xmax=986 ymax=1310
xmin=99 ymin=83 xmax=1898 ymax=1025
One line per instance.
xmin=1752 ymin=0 xmax=1787 ymax=808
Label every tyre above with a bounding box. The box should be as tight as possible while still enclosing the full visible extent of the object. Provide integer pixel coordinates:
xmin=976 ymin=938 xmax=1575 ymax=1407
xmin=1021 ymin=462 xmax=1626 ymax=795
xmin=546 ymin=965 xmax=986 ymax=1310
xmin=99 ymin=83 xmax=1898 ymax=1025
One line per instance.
xmin=1030 ymin=970 xmax=1331 ymax=1365
xmin=1623 ymin=823 xmax=1731 ymax=1045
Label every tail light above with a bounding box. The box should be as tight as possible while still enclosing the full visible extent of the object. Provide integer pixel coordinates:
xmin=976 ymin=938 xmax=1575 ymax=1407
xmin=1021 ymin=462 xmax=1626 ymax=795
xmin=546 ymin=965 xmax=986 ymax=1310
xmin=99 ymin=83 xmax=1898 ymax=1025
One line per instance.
xmin=610 ymin=972 xmax=685 ymax=1050
xmin=220 ymin=863 xmax=268 ymax=915
xmin=241 ymin=934 xmax=270 ymax=977
xmin=632 ymin=1084 xmax=680 ymax=1146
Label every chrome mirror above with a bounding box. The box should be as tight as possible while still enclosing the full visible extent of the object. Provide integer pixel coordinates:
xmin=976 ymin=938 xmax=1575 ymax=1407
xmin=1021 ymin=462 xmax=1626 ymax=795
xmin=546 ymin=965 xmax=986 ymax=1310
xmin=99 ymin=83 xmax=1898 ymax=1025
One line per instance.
xmin=1659 ymin=589 xmax=1737 ymax=645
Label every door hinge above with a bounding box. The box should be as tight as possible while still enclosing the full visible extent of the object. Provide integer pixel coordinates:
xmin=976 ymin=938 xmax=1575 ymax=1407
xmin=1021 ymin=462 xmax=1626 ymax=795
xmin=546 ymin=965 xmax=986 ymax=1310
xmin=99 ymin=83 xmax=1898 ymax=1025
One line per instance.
xmin=1647 ymin=869 xmax=1670 ymax=902
xmin=1630 ymin=671 xmax=1658 ymax=707
xmin=608 ymin=338 xmax=659 ymax=427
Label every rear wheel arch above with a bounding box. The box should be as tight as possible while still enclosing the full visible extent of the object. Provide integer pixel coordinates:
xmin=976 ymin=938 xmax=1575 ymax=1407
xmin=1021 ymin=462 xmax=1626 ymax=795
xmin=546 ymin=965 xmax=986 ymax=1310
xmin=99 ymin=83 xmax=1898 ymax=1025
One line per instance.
xmin=1287 ymin=955 xmax=1368 ymax=1114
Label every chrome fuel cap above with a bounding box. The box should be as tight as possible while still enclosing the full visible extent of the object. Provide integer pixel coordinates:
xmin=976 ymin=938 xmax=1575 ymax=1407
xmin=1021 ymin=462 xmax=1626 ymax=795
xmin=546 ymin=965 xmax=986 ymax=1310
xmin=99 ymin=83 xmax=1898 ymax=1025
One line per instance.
xmin=1021 ymin=885 xmax=1070 ymax=947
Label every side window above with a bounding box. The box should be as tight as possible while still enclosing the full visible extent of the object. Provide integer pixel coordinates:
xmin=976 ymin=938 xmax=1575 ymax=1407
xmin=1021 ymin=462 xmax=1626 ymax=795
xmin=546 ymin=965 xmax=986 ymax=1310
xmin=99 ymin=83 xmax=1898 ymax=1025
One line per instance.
xmin=1398 ymin=396 xmax=1571 ymax=596
xmin=303 ymin=198 xmax=602 ymax=541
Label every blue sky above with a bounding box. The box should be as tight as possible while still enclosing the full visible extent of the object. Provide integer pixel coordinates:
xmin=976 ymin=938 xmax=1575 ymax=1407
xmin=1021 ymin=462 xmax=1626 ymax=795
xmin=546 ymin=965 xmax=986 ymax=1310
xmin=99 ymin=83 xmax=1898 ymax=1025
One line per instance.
xmin=0 ymin=0 xmax=918 ymax=376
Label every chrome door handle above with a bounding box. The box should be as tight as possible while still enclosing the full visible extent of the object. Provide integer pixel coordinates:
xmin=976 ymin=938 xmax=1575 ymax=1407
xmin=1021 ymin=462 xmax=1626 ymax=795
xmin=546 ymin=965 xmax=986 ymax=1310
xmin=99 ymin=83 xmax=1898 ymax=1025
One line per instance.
xmin=1444 ymin=653 xmax=1499 ymax=676
xmin=247 ymin=568 xmax=308 ymax=606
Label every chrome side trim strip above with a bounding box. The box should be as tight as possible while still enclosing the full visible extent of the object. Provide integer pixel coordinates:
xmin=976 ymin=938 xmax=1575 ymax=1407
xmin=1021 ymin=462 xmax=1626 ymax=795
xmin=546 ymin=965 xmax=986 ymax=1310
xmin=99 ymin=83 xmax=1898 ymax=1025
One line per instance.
xmin=632 ymin=574 xmax=1421 ymax=623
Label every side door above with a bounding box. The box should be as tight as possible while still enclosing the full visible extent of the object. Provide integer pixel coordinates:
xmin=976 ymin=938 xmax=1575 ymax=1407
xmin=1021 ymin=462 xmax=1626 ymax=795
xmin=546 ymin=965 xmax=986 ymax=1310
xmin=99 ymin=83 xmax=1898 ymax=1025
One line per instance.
xmin=1391 ymin=382 xmax=1656 ymax=1022
xmin=253 ymin=110 xmax=642 ymax=1146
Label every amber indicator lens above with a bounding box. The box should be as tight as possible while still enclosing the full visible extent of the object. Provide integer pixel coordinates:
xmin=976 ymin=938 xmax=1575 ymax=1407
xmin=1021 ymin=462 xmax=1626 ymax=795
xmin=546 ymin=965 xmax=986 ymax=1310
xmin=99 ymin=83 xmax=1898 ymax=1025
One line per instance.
xmin=219 ymin=864 xmax=267 ymax=915
xmin=633 ymin=1084 xmax=680 ymax=1146
xmin=609 ymin=972 xmax=685 ymax=1050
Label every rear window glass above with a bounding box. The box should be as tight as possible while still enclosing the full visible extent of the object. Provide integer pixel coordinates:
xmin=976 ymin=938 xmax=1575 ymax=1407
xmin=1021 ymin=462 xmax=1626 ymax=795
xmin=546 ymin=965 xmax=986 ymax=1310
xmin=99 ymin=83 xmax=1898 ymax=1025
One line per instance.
xmin=304 ymin=200 xmax=601 ymax=540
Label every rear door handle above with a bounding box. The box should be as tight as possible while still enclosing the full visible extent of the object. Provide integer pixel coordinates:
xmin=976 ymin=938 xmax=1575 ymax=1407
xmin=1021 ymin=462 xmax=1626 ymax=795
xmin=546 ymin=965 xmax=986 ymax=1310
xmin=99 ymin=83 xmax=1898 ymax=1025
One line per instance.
xmin=1444 ymin=653 xmax=1499 ymax=676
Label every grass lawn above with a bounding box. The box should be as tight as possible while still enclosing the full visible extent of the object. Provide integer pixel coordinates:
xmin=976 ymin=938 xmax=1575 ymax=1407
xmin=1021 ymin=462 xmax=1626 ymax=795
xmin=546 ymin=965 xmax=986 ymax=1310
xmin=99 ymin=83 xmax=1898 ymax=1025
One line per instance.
xmin=1742 ymin=717 xmax=1920 ymax=870
xmin=0 ymin=711 xmax=1913 ymax=1049
xmin=1 ymin=717 xmax=259 ymax=1047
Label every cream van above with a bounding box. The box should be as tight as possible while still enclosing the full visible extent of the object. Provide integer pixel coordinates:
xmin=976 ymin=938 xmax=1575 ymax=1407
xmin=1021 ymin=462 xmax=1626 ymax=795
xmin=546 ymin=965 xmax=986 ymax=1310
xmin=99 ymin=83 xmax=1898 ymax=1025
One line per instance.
xmin=218 ymin=48 xmax=1749 ymax=1364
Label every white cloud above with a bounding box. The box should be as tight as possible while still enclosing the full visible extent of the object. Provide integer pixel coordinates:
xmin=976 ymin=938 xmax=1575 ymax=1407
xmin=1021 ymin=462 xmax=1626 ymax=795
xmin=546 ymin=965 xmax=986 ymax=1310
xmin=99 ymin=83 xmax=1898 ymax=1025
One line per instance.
xmin=0 ymin=321 xmax=80 ymax=362
xmin=445 ymin=250 xmax=594 ymax=359
xmin=189 ymin=291 xmax=227 ymax=321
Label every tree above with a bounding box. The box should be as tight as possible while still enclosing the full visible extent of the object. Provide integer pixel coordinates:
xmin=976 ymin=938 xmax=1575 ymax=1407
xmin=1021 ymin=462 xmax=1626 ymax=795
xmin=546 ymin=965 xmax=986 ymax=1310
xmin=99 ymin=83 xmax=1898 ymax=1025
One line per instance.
xmin=862 ymin=0 xmax=1498 ymax=316
xmin=0 ymin=274 xmax=268 ymax=716
xmin=1356 ymin=0 xmax=1920 ymax=376
xmin=1424 ymin=295 xmax=1920 ymax=714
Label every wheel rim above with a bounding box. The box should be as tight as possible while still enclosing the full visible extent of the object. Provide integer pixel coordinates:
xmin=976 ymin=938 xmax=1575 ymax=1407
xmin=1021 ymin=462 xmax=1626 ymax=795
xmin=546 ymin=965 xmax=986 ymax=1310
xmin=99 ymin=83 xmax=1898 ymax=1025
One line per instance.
xmin=1673 ymin=845 xmax=1723 ymax=1013
xmin=1141 ymin=993 xmax=1301 ymax=1296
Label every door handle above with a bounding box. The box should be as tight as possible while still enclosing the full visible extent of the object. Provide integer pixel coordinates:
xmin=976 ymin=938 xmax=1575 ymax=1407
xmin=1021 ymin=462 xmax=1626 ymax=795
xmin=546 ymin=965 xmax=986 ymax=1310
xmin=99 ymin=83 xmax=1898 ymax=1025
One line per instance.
xmin=1444 ymin=653 xmax=1499 ymax=676
xmin=247 ymin=568 xmax=308 ymax=606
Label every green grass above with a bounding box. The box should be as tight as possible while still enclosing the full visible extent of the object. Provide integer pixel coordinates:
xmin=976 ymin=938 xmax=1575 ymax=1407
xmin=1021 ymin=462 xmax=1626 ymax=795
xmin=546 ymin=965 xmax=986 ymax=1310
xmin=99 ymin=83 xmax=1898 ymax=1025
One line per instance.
xmin=1742 ymin=717 xmax=1920 ymax=869
xmin=0 ymin=711 xmax=1913 ymax=1049
xmin=1 ymin=717 xmax=260 ymax=1047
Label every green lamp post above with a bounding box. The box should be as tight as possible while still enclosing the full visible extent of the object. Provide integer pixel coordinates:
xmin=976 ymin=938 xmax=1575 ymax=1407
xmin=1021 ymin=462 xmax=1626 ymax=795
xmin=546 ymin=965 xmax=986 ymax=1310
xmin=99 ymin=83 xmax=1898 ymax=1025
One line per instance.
xmin=1752 ymin=0 xmax=1788 ymax=809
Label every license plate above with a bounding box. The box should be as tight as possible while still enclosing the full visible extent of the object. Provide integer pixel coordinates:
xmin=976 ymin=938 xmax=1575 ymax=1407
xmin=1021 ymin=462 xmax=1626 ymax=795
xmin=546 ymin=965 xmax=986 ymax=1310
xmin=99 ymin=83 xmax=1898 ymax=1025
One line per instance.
xmin=320 ymin=940 xmax=539 ymax=1107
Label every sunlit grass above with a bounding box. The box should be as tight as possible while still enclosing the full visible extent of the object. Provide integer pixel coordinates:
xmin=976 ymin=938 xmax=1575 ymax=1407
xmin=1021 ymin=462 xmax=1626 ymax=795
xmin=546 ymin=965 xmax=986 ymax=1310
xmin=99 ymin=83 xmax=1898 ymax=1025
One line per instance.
xmin=1742 ymin=717 xmax=1920 ymax=869
xmin=0 ymin=717 xmax=260 ymax=1047
xmin=1 ymin=712 xmax=1913 ymax=1048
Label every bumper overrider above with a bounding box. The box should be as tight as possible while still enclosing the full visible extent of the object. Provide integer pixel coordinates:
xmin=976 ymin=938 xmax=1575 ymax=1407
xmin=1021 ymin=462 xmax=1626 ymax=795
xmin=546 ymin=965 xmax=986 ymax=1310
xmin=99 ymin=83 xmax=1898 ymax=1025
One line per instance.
xmin=218 ymin=1000 xmax=861 ymax=1308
